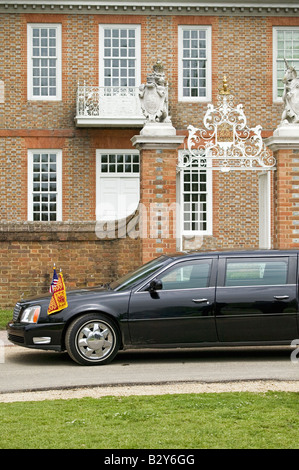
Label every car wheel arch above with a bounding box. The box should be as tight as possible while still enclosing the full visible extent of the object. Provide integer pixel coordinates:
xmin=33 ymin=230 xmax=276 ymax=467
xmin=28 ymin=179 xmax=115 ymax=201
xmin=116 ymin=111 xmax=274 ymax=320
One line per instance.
xmin=61 ymin=310 xmax=123 ymax=351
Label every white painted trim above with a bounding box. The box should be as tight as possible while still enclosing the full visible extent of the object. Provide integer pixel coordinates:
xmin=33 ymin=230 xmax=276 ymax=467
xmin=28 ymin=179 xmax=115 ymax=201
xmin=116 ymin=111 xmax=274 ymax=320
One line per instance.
xmin=259 ymin=171 xmax=271 ymax=249
xmin=273 ymin=26 xmax=299 ymax=103
xmin=96 ymin=148 xmax=140 ymax=175
xmin=27 ymin=149 xmax=62 ymax=221
xmin=98 ymin=23 xmax=141 ymax=88
xmin=178 ymin=25 xmax=212 ymax=103
xmin=177 ymin=151 xmax=213 ymax=242
xmin=96 ymin=149 xmax=140 ymax=221
xmin=27 ymin=23 xmax=62 ymax=101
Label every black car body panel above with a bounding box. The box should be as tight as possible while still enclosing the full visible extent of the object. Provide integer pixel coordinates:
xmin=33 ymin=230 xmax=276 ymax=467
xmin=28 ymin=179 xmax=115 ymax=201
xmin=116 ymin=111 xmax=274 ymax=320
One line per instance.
xmin=6 ymin=250 xmax=299 ymax=364
xmin=8 ymin=289 xmax=134 ymax=350
xmin=128 ymin=256 xmax=219 ymax=345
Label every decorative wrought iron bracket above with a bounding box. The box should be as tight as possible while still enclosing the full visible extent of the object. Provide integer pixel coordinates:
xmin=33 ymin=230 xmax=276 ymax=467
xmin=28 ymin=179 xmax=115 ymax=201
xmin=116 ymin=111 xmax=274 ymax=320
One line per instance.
xmin=181 ymin=80 xmax=276 ymax=172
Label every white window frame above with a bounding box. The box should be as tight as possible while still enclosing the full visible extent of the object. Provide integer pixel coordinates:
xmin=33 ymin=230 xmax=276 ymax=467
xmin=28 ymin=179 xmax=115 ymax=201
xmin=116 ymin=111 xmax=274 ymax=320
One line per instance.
xmin=99 ymin=24 xmax=141 ymax=88
xmin=27 ymin=149 xmax=62 ymax=221
xmin=177 ymin=151 xmax=213 ymax=239
xmin=273 ymin=26 xmax=299 ymax=102
xmin=178 ymin=25 xmax=212 ymax=102
xmin=27 ymin=23 xmax=62 ymax=101
xmin=96 ymin=149 xmax=140 ymax=221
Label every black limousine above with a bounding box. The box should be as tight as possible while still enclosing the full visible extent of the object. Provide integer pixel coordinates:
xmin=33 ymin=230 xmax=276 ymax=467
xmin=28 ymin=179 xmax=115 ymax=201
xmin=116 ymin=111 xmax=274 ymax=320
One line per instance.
xmin=7 ymin=250 xmax=299 ymax=365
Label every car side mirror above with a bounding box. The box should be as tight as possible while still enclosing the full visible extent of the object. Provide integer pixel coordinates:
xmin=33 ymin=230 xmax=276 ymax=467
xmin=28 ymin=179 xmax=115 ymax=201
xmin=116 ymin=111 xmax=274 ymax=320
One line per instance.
xmin=149 ymin=279 xmax=163 ymax=293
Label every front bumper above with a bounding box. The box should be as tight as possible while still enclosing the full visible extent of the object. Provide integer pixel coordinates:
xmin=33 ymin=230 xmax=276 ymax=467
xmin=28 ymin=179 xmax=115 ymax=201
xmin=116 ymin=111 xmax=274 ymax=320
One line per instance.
xmin=7 ymin=321 xmax=65 ymax=351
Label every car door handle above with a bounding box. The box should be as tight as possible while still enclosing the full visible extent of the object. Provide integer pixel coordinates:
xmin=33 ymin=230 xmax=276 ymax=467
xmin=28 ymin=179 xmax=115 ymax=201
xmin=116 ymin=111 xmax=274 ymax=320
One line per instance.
xmin=274 ymin=295 xmax=289 ymax=300
xmin=192 ymin=298 xmax=209 ymax=303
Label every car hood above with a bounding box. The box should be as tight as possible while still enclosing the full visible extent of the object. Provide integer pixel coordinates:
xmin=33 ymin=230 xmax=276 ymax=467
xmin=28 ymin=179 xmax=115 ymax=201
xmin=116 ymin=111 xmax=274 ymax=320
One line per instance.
xmin=20 ymin=286 xmax=117 ymax=305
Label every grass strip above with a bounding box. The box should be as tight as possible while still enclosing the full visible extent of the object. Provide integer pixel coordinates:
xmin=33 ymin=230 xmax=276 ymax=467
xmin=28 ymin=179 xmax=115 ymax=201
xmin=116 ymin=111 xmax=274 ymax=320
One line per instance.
xmin=0 ymin=392 xmax=299 ymax=449
xmin=0 ymin=310 xmax=13 ymax=330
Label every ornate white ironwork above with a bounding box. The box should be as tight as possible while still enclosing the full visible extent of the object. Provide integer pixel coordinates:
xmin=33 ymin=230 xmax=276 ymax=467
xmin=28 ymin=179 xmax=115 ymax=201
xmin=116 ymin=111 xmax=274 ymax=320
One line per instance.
xmin=183 ymin=80 xmax=276 ymax=171
xmin=76 ymin=83 xmax=143 ymax=119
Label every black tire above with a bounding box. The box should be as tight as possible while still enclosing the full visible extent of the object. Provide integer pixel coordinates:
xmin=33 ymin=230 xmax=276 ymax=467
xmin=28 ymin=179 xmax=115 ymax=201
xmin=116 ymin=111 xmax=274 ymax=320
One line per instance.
xmin=65 ymin=313 xmax=120 ymax=366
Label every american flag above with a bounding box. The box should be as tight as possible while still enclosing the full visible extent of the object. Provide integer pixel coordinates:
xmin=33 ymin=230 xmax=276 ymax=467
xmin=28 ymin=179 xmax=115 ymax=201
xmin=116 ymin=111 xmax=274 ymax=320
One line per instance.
xmin=49 ymin=266 xmax=59 ymax=293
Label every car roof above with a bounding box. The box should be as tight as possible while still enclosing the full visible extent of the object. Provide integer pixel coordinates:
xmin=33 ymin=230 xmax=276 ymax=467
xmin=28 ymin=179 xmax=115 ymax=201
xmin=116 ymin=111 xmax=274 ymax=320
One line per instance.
xmin=167 ymin=249 xmax=299 ymax=259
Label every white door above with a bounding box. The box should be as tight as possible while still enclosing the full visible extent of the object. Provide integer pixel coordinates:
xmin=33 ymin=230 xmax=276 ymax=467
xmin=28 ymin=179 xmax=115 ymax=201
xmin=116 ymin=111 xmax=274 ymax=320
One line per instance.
xmin=97 ymin=177 xmax=139 ymax=220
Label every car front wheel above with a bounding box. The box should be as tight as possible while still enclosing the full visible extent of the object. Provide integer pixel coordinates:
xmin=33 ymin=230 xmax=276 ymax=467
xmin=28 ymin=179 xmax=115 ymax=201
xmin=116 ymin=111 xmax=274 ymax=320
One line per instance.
xmin=65 ymin=314 xmax=120 ymax=366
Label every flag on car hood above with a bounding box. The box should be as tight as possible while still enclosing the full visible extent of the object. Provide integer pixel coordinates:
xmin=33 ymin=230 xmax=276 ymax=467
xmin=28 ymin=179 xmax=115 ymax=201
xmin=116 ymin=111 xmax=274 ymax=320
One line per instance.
xmin=47 ymin=271 xmax=68 ymax=315
xmin=49 ymin=265 xmax=58 ymax=293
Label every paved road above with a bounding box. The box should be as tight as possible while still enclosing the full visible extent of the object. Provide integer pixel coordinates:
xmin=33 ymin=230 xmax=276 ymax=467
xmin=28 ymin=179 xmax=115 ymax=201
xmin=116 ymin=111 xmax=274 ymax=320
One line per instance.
xmin=1 ymin=334 xmax=299 ymax=393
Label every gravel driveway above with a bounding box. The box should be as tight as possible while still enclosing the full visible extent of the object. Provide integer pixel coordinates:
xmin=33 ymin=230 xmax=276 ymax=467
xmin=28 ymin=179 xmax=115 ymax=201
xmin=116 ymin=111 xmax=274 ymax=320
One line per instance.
xmin=1 ymin=380 xmax=299 ymax=403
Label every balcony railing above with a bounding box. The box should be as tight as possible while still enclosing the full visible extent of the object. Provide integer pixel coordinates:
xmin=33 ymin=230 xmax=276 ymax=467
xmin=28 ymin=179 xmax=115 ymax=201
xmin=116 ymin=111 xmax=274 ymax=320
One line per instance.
xmin=75 ymin=84 xmax=145 ymax=127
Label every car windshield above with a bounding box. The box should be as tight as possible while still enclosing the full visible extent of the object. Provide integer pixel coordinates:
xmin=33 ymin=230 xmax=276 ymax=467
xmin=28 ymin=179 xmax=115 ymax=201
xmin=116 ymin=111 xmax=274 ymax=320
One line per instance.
xmin=110 ymin=256 xmax=171 ymax=291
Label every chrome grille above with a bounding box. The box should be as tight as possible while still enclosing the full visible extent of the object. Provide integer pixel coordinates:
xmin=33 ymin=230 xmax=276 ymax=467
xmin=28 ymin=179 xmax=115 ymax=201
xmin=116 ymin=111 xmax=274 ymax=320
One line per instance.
xmin=13 ymin=302 xmax=22 ymax=322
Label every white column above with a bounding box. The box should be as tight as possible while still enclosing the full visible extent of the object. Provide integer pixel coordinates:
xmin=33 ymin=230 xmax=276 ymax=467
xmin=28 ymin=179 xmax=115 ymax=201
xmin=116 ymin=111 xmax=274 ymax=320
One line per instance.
xmin=258 ymin=171 xmax=271 ymax=249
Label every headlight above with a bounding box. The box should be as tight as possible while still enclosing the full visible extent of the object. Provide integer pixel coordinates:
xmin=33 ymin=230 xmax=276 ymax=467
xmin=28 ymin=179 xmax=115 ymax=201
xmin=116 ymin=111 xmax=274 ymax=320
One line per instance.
xmin=20 ymin=306 xmax=41 ymax=323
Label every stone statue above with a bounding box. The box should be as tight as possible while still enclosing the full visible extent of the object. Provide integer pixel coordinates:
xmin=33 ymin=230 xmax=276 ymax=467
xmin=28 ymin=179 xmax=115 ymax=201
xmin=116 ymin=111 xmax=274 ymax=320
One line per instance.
xmin=281 ymin=59 xmax=299 ymax=124
xmin=139 ymin=60 xmax=171 ymax=123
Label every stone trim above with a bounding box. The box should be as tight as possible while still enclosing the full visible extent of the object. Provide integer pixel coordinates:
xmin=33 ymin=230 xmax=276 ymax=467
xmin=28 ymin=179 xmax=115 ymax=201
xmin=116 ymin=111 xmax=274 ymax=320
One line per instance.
xmin=0 ymin=220 xmax=137 ymax=241
xmin=1 ymin=1 xmax=298 ymax=17
xmin=265 ymin=125 xmax=299 ymax=152
xmin=131 ymin=134 xmax=185 ymax=150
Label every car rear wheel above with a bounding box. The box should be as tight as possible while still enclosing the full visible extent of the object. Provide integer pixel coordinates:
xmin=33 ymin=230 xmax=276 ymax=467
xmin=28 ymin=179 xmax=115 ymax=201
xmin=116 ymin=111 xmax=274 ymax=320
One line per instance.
xmin=65 ymin=314 xmax=120 ymax=366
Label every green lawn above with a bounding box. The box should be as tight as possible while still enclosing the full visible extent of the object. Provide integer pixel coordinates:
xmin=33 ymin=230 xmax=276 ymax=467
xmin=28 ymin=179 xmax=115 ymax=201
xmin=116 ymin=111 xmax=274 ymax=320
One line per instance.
xmin=1 ymin=308 xmax=299 ymax=449
xmin=0 ymin=392 xmax=299 ymax=449
xmin=0 ymin=309 xmax=13 ymax=330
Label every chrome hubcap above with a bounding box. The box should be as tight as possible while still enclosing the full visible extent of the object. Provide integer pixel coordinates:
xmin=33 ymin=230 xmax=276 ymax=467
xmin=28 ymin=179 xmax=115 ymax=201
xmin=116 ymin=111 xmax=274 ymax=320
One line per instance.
xmin=76 ymin=321 xmax=114 ymax=361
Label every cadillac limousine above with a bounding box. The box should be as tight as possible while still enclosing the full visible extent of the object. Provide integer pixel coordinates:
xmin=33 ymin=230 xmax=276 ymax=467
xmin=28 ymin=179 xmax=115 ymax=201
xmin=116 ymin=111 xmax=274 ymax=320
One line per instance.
xmin=6 ymin=250 xmax=299 ymax=365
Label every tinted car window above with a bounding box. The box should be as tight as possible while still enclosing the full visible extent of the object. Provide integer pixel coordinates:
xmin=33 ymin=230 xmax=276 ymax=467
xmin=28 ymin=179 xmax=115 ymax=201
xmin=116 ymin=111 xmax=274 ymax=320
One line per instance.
xmin=159 ymin=260 xmax=212 ymax=290
xmin=225 ymin=258 xmax=288 ymax=287
xmin=111 ymin=255 xmax=171 ymax=291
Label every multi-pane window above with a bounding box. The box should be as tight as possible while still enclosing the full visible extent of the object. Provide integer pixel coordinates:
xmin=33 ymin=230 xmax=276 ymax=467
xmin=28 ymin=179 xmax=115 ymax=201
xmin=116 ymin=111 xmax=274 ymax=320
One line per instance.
xmin=27 ymin=24 xmax=61 ymax=100
xmin=100 ymin=153 xmax=139 ymax=174
xmin=183 ymin=161 xmax=208 ymax=232
xmin=99 ymin=25 xmax=141 ymax=89
xmin=96 ymin=151 xmax=140 ymax=221
xmin=178 ymin=26 xmax=211 ymax=101
xmin=273 ymin=27 xmax=299 ymax=100
xmin=179 ymin=155 xmax=212 ymax=235
xmin=28 ymin=151 xmax=62 ymax=221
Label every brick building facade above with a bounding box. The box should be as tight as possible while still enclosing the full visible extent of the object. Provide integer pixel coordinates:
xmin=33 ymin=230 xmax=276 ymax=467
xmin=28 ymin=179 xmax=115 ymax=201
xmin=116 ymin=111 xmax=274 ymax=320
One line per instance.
xmin=1 ymin=0 xmax=299 ymax=307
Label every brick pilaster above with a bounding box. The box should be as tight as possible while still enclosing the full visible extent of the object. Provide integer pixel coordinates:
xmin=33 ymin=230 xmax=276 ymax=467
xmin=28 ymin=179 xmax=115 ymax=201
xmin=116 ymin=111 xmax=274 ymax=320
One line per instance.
xmin=265 ymin=131 xmax=299 ymax=249
xmin=131 ymin=129 xmax=184 ymax=264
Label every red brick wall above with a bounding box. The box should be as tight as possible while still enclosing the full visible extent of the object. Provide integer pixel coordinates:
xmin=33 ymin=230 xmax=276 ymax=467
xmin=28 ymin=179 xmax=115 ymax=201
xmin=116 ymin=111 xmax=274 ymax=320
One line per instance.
xmin=139 ymin=147 xmax=178 ymax=264
xmin=273 ymin=149 xmax=299 ymax=249
xmin=212 ymin=171 xmax=261 ymax=250
xmin=0 ymin=224 xmax=141 ymax=308
xmin=0 ymin=11 xmax=298 ymax=306
xmin=2 ymin=13 xmax=298 ymax=136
